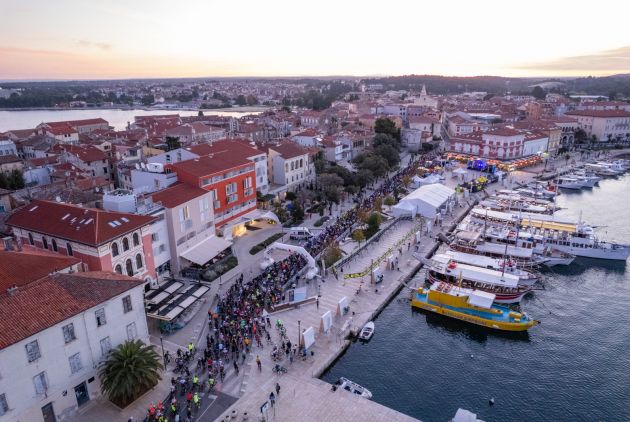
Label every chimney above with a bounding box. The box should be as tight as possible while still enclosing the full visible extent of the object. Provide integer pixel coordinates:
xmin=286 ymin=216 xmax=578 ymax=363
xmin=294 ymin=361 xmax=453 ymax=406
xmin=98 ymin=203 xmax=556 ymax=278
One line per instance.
xmin=7 ymin=284 xmax=18 ymax=296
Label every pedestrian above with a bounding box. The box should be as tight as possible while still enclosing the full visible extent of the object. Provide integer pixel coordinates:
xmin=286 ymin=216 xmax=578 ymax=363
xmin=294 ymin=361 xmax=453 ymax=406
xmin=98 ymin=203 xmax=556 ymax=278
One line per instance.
xmin=193 ymin=392 xmax=200 ymax=408
xmin=256 ymin=355 xmax=262 ymax=371
xmin=316 ymin=297 xmax=319 ymax=309
xmin=269 ymin=392 xmax=276 ymax=407
xmin=275 ymin=382 xmax=281 ymax=396
xmin=186 ymin=391 xmax=192 ymax=405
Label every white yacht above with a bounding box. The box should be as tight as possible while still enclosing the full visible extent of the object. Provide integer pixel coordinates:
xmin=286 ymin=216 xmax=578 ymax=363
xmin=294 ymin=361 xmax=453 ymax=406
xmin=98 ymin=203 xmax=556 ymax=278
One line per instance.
xmin=555 ymin=177 xmax=584 ymax=190
xmin=336 ymin=377 xmax=373 ymax=399
xmin=568 ymin=170 xmax=600 ymax=187
xmin=467 ymin=208 xmax=630 ymax=261
xmin=443 ymin=250 xmax=539 ymax=286
xmin=584 ymin=163 xmax=621 ymax=177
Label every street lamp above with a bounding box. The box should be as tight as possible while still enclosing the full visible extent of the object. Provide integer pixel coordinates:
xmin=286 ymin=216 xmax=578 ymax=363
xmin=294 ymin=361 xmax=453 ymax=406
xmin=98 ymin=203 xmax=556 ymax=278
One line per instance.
xmin=297 ymin=320 xmax=301 ymax=351
xmin=159 ymin=335 xmax=167 ymax=369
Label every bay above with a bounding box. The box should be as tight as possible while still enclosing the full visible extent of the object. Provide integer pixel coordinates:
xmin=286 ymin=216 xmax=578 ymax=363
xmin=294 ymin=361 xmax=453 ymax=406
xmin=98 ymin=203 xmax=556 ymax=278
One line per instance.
xmin=0 ymin=108 xmax=262 ymax=132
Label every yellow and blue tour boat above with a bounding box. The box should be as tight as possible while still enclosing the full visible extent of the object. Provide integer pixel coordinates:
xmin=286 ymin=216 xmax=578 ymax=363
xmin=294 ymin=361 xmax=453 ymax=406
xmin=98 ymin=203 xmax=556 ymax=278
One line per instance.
xmin=411 ymin=281 xmax=539 ymax=332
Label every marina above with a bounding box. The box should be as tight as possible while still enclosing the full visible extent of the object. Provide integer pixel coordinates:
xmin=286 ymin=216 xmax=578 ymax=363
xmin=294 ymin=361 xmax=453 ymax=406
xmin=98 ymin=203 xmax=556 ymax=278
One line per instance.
xmin=322 ymin=169 xmax=630 ymax=422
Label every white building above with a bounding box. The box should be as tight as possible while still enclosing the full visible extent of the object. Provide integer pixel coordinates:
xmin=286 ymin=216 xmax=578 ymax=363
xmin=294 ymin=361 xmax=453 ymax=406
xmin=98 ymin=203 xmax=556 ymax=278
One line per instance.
xmin=0 ymin=272 xmax=149 ymax=422
xmin=0 ymin=139 xmax=18 ymax=157
xmin=262 ymin=141 xmax=313 ymax=195
xmin=565 ymin=109 xmax=630 ymax=142
xmin=392 ymin=183 xmax=456 ymax=219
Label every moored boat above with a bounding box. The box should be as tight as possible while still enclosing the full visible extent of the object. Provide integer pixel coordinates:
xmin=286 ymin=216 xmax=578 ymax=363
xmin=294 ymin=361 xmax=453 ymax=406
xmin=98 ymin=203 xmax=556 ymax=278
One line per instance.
xmin=411 ymin=282 xmax=540 ymax=331
xmin=443 ymin=250 xmax=539 ymax=286
xmin=359 ymin=321 xmax=374 ymax=341
xmin=336 ymin=377 xmax=373 ymax=399
xmin=426 ymin=254 xmax=534 ymax=303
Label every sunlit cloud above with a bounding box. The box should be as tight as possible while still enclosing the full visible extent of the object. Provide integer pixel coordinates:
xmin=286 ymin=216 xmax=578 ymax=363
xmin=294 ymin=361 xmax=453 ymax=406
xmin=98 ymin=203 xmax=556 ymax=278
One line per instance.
xmin=517 ymin=46 xmax=630 ymax=75
xmin=76 ymin=40 xmax=112 ymax=51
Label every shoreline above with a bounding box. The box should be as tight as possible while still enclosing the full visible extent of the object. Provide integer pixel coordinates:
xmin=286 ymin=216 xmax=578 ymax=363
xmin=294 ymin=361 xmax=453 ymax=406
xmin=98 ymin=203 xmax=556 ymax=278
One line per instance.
xmin=0 ymin=105 xmax=271 ymax=112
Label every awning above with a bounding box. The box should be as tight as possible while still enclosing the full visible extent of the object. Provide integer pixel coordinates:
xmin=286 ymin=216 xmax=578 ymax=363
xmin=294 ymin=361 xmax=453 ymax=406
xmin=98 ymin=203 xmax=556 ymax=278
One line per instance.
xmin=180 ymin=236 xmax=233 ymax=266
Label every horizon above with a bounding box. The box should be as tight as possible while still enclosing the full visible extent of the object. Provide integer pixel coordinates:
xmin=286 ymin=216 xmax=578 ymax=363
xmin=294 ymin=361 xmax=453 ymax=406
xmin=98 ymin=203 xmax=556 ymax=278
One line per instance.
xmin=2 ymin=0 xmax=630 ymax=80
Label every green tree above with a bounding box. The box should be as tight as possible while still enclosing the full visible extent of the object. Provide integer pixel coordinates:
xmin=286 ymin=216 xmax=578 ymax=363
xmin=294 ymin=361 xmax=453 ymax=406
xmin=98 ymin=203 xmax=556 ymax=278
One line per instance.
xmin=353 ymin=153 xmax=389 ymax=178
xmin=291 ymin=202 xmax=304 ymax=222
xmin=355 ymin=169 xmax=374 ymax=188
xmin=165 ymin=136 xmax=181 ymax=151
xmin=235 ymin=95 xmax=247 ymax=106
xmin=198 ymin=110 xmax=204 ymax=116
xmin=0 ymin=172 xmax=8 ymax=190
xmin=384 ymin=195 xmax=396 ymax=206
xmin=373 ymin=197 xmax=383 ymax=214
xmin=318 ymin=173 xmax=344 ymax=203
xmin=352 ymin=229 xmax=365 ymax=246
xmin=273 ymin=200 xmax=288 ymax=223
xmin=285 ymin=191 xmax=297 ymax=201
xmin=531 ymin=86 xmax=546 ymax=100
xmin=8 ymin=170 xmax=24 ymax=190
xmin=99 ymin=340 xmax=162 ymax=407
xmin=574 ymin=128 xmax=587 ymax=144
xmin=375 ymin=143 xmax=400 ymax=168
xmin=374 ymin=117 xmax=400 ymax=140
xmin=140 ymin=94 xmax=155 ymax=106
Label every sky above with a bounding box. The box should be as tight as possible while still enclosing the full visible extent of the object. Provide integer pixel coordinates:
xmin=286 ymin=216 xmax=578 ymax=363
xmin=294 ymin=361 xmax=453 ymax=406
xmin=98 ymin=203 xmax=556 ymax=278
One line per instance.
xmin=1 ymin=0 xmax=630 ymax=80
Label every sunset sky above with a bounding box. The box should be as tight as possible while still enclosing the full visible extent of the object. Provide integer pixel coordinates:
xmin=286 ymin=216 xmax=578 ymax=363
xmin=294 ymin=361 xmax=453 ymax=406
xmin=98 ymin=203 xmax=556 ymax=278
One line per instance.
xmin=1 ymin=0 xmax=629 ymax=80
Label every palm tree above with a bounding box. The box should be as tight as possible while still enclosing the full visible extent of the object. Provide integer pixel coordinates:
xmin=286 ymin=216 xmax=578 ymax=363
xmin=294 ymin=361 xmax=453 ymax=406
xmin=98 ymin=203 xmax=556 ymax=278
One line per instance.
xmin=99 ymin=340 xmax=163 ymax=407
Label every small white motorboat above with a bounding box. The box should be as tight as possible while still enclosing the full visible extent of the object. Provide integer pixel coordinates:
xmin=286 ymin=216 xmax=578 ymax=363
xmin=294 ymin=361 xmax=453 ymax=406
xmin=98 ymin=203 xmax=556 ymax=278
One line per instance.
xmin=359 ymin=321 xmax=375 ymax=341
xmin=336 ymin=377 xmax=373 ymax=399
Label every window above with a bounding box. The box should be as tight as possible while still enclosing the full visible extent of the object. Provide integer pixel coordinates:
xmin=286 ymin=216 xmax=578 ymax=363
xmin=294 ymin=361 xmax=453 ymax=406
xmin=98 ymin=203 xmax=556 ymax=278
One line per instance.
xmin=114 ymin=264 xmax=122 ymax=274
xmin=100 ymin=337 xmax=112 ymax=356
xmin=126 ymin=322 xmax=137 ymax=341
xmin=111 ymin=242 xmax=119 ymax=257
xmin=225 ymin=182 xmax=237 ymax=195
xmin=95 ymin=308 xmax=107 ymax=327
xmin=33 ymin=372 xmax=48 ymax=396
xmin=62 ymin=323 xmax=76 ymax=343
xmin=133 ymin=233 xmax=140 ymax=247
xmin=122 ymin=294 xmax=133 ymax=313
xmin=68 ymin=353 xmax=82 ymax=374
xmin=243 ymin=177 xmax=252 ymax=189
xmin=126 ymin=259 xmax=134 ymax=276
xmin=151 ymin=233 xmax=159 ymax=242
xmin=42 ymin=237 xmax=48 ymax=250
xmin=0 ymin=393 xmax=8 ymax=416
xmin=25 ymin=340 xmax=41 ymax=362
xmin=28 ymin=233 xmax=34 ymax=246
xmin=51 ymin=239 xmax=57 ymax=252
xmin=66 ymin=242 xmax=73 ymax=256
xmin=227 ymin=193 xmax=238 ymax=204
xmin=122 ymin=237 xmax=130 ymax=251
xmin=135 ymin=254 xmax=143 ymax=270
xmin=199 ymin=197 xmax=210 ymax=221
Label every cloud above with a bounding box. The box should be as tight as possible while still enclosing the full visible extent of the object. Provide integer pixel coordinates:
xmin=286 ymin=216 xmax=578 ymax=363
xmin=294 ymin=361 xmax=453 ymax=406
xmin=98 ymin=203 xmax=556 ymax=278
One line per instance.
xmin=0 ymin=46 xmax=76 ymax=57
xmin=517 ymin=46 xmax=630 ymax=74
xmin=76 ymin=39 xmax=112 ymax=51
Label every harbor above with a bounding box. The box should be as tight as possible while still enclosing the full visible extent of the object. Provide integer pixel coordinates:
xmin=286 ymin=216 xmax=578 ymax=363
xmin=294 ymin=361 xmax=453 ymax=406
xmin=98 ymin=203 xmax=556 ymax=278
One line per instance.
xmin=173 ymin=151 xmax=630 ymax=422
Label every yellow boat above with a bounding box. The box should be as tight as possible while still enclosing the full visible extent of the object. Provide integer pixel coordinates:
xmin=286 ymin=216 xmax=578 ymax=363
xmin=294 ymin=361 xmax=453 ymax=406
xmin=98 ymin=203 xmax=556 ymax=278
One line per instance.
xmin=411 ymin=281 xmax=539 ymax=332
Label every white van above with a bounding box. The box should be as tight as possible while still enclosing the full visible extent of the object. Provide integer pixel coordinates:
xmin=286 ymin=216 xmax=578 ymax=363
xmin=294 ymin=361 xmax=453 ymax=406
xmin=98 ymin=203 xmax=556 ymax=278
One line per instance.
xmin=289 ymin=227 xmax=313 ymax=240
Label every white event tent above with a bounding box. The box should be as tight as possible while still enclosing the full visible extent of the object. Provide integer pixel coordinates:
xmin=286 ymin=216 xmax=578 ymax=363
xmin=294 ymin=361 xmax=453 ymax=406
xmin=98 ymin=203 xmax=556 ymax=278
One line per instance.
xmin=392 ymin=183 xmax=456 ymax=219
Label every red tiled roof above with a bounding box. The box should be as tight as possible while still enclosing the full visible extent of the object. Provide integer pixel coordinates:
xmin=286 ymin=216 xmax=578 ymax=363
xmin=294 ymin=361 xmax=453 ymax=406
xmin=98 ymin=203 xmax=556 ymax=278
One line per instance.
xmin=0 ymin=250 xmax=80 ymax=291
xmin=151 ymin=183 xmax=208 ymax=208
xmin=169 ymin=154 xmax=252 ymax=178
xmin=187 ymin=139 xmax=262 ymax=158
xmin=294 ymin=128 xmax=320 ymax=137
xmin=408 ymin=116 xmax=438 ymax=124
xmin=0 ymin=154 xmax=21 ymax=164
xmin=52 ymin=144 xmax=108 ymax=163
xmin=0 ymin=271 xmax=142 ymax=349
xmin=264 ymin=140 xmax=308 ymax=159
xmin=46 ymin=118 xmax=108 ymax=128
xmin=566 ymin=110 xmax=630 ymax=118
xmin=486 ymin=127 xmax=522 ymax=137
xmin=6 ymin=200 xmax=156 ymax=246
xmin=27 ymin=155 xmax=59 ymax=167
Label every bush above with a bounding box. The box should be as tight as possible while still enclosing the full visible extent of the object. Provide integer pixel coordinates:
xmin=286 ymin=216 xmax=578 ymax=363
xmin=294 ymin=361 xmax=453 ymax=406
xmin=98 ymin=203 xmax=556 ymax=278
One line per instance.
xmin=285 ymin=192 xmax=297 ymax=201
xmin=201 ymin=255 xmax=239 ymax=282
xmin=249 ymin=233 xmax=284 ymax=255
xmin=314 ymin=216 xmax=330 ymax=227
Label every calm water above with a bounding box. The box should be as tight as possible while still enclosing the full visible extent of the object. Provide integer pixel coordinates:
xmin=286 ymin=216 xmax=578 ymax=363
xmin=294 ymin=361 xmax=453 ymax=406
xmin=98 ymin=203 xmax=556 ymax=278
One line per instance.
xmin=0 ymin=108 xmax=261 ymax=131
xmin=322 ymin=174 xmax=630 ymax=422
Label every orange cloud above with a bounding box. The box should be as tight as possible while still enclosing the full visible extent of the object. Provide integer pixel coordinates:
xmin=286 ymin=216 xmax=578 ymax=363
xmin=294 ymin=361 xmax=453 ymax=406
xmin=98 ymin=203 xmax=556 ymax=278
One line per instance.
xmin=516 ymin=46 xmax=630 ymax=75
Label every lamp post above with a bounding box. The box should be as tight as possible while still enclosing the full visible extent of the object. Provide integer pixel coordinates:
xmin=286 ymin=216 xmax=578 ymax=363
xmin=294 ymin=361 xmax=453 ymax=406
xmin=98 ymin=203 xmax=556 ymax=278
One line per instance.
xmin=297 ymin=320 xmax=301 ymax=350
xmin=160 ymin=335 xmax=167 ymax=369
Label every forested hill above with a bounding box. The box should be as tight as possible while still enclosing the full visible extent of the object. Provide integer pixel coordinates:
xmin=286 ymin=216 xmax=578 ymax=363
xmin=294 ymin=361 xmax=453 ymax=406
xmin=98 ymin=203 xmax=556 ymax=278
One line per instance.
xmin=360 ymin=74 xmax=630 ymax=97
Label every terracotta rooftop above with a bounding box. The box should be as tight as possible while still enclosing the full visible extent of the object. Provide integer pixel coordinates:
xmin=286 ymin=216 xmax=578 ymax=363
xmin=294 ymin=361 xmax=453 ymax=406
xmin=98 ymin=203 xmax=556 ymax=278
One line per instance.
xmin=0 ymin=271 xmax=142 ymax=349
xmin=0 ymin=250 xmax=81 ymax=291
xmin=7 ymin=200 xmax=156 ymax=246
xmin=566 ymin=110 xmax=630 ymax=118
xmin=264 ymin=140 xmax=308 ymax=159
xmin=169 ymin=154 xmax=252 ymax=178
xmin=151 ymin=183 xmax=209 ymax=208
xmin=187 ymin=139 xmax=262 ymax=158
